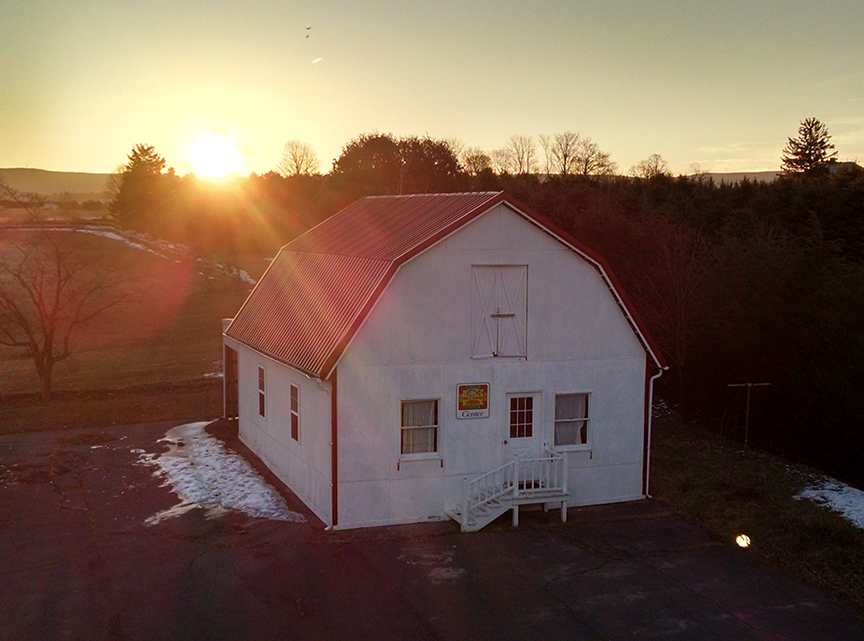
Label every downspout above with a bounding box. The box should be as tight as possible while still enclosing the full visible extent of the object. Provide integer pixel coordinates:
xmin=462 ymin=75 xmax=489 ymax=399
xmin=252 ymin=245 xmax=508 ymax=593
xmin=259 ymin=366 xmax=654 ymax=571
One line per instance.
xmin=644 ymin=365 xmax=666 ymax=498
xmin=329 ymin=368 xmax=338 ymax=529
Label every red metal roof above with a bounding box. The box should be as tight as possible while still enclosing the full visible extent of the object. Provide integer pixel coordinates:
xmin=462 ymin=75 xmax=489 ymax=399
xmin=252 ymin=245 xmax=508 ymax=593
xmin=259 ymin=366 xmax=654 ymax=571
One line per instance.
xmin=226 ymin=191 xmax=666 ymax=379
xmin=285 ymin=192 xmax=505 ymax=260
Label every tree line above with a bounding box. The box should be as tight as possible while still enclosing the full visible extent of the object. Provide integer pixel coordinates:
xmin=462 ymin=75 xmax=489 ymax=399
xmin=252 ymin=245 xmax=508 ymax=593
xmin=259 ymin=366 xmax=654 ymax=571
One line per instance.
xmin=10 ymin=119 xmax=862 ymax=486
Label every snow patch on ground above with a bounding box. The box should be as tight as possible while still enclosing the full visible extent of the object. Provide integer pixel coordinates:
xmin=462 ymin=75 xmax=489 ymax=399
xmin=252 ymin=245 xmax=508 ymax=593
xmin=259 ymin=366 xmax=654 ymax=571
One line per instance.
xmin=203 ymin=360 xmax=223 ymax=379
xmin=796 ymin=477 xmax=864 ymax=530
xmin=69 ymin=225 xmax=257 ymax=284
xmin=68 ymin=225 xmax=188 ymax=260
xmin=78 ymin=229 xmax=157 ymax=254
xmin=137 ymin=422 xmax=305 ymax=525
xmin=213 ymin=261 xmax=256 ymax=285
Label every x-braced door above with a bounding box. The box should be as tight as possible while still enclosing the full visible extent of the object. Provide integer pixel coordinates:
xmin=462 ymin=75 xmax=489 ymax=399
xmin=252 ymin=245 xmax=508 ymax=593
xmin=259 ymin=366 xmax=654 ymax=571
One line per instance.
xmin=472 ymin=265 xmax=527 ymax=358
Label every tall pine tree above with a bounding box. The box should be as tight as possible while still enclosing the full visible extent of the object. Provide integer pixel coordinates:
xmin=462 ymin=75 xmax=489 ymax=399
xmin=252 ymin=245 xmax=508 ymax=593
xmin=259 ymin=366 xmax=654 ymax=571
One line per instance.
xmin=781 ymin=118 xmax=837 ymax=176
xmin=108 ymin=144 xmax=176 ymax=232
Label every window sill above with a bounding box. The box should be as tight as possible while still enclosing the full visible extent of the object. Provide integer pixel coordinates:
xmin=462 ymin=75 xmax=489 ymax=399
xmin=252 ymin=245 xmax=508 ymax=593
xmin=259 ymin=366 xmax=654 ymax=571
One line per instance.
xmin=397 ymin=454 xmax=444 ymax=476
xmin=399 ymin=453 xmax=441 ymax=463
xmin=553 ymin=444 xmax=590 ymax=453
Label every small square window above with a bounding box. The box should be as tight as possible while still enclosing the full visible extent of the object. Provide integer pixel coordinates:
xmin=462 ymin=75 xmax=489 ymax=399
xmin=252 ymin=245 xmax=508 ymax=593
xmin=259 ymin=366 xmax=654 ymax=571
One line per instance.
xmin=401 ymin=399 xmax=438 ymax=455
xmin=554 ymin=393 xmax=589 ymax=446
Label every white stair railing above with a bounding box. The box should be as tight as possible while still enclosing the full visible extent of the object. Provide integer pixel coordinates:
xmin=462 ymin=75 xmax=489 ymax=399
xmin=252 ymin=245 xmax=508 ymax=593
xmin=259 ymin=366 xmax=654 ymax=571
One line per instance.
xmin=513 ymin=446 xmax=567 ymax=499
xmin=458 ymin=446 xmax=569 ymax=530
xmin=461 ymin=460 xmax=516 ymax=530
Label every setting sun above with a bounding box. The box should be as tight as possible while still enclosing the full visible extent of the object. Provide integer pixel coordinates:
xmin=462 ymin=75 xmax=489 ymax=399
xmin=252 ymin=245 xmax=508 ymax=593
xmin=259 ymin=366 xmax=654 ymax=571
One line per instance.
xmin=187 ymin=131 xmax=244 ymax=179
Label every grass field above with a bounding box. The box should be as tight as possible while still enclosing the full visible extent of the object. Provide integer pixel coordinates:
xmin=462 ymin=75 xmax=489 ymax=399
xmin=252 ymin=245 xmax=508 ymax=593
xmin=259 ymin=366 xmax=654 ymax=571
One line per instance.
xmin=0 ymin=227 xmax=256 ymax=396
xmin=0 ymin=380 xmax=224 ymax=433
xmin=0 ymin=207 xmax=105 ymax=225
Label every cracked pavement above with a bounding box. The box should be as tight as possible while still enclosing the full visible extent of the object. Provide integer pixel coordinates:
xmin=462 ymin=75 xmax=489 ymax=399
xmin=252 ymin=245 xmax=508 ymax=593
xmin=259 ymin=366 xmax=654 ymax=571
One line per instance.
xmin=1 ymin=420 xmax=862 ymax=640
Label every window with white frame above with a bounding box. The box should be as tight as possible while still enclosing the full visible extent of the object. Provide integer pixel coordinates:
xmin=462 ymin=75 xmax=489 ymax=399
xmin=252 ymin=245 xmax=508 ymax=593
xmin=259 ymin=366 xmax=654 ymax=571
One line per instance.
xmin=401 ymin=399 xmax=438 ymax=455
xmin=290 ymin=384 xmax=299 ymax=441
xmin=472 ymin=265 xmax=527 ymax=358
xmin=554 ymin=393 xmax=589 ymax=446
xmin=257 ymin=366 xmax=266 ymax=418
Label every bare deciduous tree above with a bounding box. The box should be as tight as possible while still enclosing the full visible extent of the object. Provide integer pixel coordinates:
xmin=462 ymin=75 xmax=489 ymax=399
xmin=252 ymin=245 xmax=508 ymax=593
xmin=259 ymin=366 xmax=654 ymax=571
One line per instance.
xmin=538 ymin=134 xmax=553 ymax=175
xmin=550 ymin=131 xmax=582 ymax=175
xmin=0 ymin=178 xmax=47 ymax=217
xmin=278 ymin=140 xmax=320 ymax=176
xmin=461 ymin=147 xmax=492 ymax=176
xmin=444 ymin=138 xmax=466 ymax=163
xmin=504 ymin=135 xmax=539 ymax=174
xmin=490 ymin=147 xmax=514 ymax=175
xmin=630 ymin=154 xmax=670 ymax=179
xmin=0 ymin=180 xmax=127 ymax=400
xmin=573 ymin=137 xmax=617 ymax=176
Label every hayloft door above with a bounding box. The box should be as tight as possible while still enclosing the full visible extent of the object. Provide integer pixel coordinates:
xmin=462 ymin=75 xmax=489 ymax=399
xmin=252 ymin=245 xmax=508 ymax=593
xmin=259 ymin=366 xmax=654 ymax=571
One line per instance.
xmin=472 ymin=266 xmax=527 ymax=358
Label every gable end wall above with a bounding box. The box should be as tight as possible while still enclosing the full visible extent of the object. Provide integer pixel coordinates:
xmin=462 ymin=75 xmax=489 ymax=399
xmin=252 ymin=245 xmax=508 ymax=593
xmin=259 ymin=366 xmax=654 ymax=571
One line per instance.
xmin=334 ymin=204 xmax=648 ymax=529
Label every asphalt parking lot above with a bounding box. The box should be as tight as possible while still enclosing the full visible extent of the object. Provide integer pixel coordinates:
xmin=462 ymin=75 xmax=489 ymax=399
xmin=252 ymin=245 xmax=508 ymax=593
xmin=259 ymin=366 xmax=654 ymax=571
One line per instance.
xmin=1 ymin=420 xmax=862 ymax=641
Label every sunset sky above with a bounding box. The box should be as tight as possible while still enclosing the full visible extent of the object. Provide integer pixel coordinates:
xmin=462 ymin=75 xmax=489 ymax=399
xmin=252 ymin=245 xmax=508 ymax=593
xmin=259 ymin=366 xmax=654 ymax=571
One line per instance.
xmin=3 ymin=0 xmax=863 ymax=176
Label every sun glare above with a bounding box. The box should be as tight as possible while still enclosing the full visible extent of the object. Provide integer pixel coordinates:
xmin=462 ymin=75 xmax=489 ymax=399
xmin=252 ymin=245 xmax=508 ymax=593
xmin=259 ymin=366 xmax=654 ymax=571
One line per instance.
xmin=187 ymin=131 xmax=244 ymax=179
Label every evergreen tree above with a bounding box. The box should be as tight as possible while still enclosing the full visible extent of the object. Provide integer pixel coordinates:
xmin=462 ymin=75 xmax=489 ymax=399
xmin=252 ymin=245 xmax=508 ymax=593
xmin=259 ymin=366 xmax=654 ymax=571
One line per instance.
xmin=781 ymin=118 xmax=837 ymax=176
xmin=108 ymin=143 xmax=176 ymax=231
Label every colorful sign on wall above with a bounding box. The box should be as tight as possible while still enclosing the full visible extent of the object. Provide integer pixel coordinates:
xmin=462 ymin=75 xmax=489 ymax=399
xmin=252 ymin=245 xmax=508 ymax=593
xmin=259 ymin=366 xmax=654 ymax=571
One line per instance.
xmin=457 ymin=383 xmax=489 ymax=419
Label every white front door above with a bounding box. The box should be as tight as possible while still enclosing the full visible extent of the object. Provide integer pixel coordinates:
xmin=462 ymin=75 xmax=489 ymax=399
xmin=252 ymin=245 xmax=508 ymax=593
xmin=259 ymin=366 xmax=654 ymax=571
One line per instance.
xmin=503 ymin=392 xmax=543 ymax=462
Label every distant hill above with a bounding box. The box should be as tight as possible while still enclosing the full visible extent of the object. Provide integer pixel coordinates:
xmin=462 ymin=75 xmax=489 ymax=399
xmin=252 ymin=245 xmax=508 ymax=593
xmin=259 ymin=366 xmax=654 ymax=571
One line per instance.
xmin=703 ymin=163 xmax=861 ymax=184
xmin=0 ymin=168 xmax=113 ymax=200
xmin=704 ymin=171 xmax=779 ymax=184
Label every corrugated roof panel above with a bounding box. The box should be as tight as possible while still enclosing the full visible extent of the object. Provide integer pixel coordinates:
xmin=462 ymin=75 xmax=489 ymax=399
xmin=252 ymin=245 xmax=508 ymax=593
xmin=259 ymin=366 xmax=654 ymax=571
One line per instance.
xmin=287 ymin=192 xmax=504 ymax=260
xmin=226 ymin=250 xmax=391 ymax=377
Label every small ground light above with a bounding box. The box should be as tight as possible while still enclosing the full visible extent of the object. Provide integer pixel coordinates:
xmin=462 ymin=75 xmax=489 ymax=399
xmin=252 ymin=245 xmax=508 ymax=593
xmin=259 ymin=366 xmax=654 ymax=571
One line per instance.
xmin=736 ymin=534 xmax=751 ymax=548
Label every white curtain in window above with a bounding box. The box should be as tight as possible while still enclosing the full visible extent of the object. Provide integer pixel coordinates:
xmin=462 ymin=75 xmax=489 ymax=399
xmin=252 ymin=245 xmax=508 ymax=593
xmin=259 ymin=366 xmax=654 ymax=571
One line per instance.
xmin=402 ymin=400 xmax=437 ymax=454
xmin=401 ymin=427 xmax=437 ymax=454
xmin=555 ymin=394 xmax=588 ymax=446
xmin=402 ymin=400 xmax=436 ymax=427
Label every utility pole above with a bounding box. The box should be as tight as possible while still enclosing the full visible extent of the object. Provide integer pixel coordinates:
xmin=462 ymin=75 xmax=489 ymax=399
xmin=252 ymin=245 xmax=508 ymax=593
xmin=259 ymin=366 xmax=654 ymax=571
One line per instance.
xmin=727 ymin=383 xmax=771 ymax=447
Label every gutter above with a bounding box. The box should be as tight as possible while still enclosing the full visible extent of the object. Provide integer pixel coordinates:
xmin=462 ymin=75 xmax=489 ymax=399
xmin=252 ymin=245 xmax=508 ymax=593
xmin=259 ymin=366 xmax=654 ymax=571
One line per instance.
xmin=643 ymin=365 xmax=667 ymax=498
xmin=330 ymin=368 xmax=338 ymax=528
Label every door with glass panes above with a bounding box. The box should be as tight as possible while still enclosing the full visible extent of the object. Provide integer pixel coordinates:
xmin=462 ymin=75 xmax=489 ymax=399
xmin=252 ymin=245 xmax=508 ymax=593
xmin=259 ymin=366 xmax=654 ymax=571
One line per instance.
xmin=503 ymin=392 xmax=543 ymax=461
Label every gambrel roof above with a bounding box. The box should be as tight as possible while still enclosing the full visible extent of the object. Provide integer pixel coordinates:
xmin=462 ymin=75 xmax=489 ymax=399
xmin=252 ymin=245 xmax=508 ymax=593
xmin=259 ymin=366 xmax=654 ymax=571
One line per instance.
xmin=225 ymin=191 xmax=666 ymax=379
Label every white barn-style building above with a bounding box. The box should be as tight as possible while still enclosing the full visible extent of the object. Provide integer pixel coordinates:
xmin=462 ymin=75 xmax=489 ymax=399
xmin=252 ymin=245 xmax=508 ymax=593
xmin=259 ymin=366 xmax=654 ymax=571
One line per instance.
xmin=222 ymin=192 xmax=666 ymax=531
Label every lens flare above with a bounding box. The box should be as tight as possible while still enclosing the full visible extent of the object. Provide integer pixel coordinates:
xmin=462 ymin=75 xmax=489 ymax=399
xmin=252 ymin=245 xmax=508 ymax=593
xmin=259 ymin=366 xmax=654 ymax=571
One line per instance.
xmin=187 ymin=131 xmax=244 ymax=179
xmin=736 ymin=534 xmax=751 ymax=548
